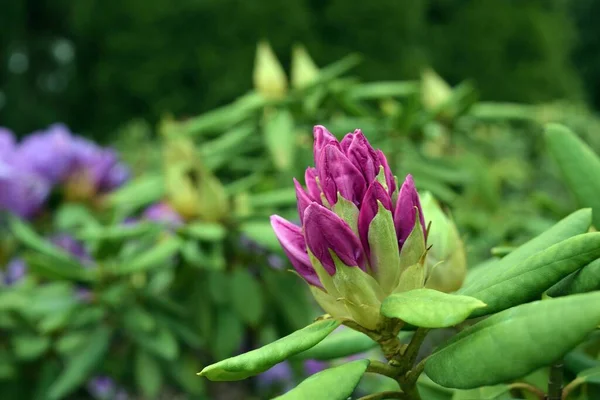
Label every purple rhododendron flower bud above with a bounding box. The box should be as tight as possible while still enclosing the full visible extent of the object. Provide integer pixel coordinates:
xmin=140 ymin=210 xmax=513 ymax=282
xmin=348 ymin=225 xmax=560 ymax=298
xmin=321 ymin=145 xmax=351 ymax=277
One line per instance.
xmin=394 ymin=174 xmax=426 ymax=246
xmin=50 ymin=234 xmax=92 ymax=265
xmin=270 ymin=216 xmax=321 ymax=287
xmin=143 ymin=202 xmax=184 ymax=228
xmin=271 ymin=125 xmax=429 ymax=329
xmin=3 ymin=258 xmax=27 ymax=285
xmin=303 ymin=203 xmax=366 ymax=273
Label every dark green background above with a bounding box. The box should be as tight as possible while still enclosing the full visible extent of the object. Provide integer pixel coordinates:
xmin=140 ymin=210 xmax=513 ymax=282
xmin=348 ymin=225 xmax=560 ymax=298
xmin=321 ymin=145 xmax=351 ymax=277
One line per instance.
xmin=2 ymin=0 xmax=598 ymax=139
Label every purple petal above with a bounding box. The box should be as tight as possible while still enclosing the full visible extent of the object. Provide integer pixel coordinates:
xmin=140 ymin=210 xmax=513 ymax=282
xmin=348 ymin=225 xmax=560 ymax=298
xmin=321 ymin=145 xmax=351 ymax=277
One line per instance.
xmin=376 ymin=149 xmax=396 ymax=195
xmin=313 ymin=125 xmax=340 ymax=169
xmin=87 ymin=376 xmax=116 ymax=399
xmin=394 ymin=175 xmax=425 ymax=246
xmin=0 ymin=162 xmax=50 ymax=219
xmin=304 ymin=167 xmax=322 ymax=204
xmin=343 ymin=130 xmax=380 ymax=184
xmin=143 ymin=202 xmax=184 ymax=228
xmin=0 ymin=128 xmax=16 ymax=160
xmin=358 ymin=182 xmax=393 ymax=260
xmin=3 ymin=258 xmax=27 ymax=285
xmin=270 ymin=215 xmax=321 ymax=287
xmin=50 ymin=234 xmax=93 ymax=264
xmin=303 ymin=203 xmax=366 ymax=273
xmin=318 ymin=145 xmax=367 ymax=206
xmin=294 ymin=178 xmax=313 ymax=224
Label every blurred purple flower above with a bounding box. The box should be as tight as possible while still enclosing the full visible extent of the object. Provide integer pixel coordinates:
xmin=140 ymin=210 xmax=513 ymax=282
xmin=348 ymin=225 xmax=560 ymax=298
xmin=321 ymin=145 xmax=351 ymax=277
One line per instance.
xmin=0 ymin=128 xmax=16 ymax=160
xmin=143 ymin=202 xmax=184 ymax=228
xmin=0 ymin=163 xmax=50 ymax=218
xmin=303 ymin=359 xmax=327 ymax=376
xmin=3 ymin=258 xmax=27 ymax=285
xmin=267 ymin=254 xmax=285 ymax=269
xmin=50 ymin=234 xmax=92 ymax=265
xmin=257 ymin=361 xmax=294 ymax=392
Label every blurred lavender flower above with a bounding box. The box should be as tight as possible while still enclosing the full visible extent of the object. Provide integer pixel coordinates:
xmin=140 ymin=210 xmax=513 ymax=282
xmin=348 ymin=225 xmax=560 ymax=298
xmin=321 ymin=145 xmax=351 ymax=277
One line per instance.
xmin=50 ymin=234 xmax=92 ymax=265
xmin=267 ymin=254 xmax=285 ymax=269
xmin=0 ymin=128 xmax=15 ymax=159
xmin=303 ymin=359 xmax=327 ymax=376
xmin=0 ymin=163 xmax=50 ymax=218
xmin=87 ymin=376 xmax=129 ymax=400
xmin=2 ymin=258 xmax=27 ymax=285
xmin=257 ymin=361 xmax=294 ymax=393
xmin=143 ymin=201 xmax=184 ymax=228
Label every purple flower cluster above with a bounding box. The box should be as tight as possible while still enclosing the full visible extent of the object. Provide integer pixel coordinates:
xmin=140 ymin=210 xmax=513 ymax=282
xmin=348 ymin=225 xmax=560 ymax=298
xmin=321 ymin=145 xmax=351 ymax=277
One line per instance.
xmin=0 ymin=124 xmax=129 ymax=219
xmin=87 ymin=376 xmax=129 ymax=400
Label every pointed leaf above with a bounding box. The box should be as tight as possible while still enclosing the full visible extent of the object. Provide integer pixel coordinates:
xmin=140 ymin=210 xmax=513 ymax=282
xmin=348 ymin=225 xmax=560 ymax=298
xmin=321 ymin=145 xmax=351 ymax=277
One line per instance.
xmin=117 ymin=236 xmax=182 ymax=274
xmin=198 ymin=319 xmax=340 ymax=381
xmin=460 ymin=233 xmax=600 ymax=317
xmin=293 ymin=328 xmax=377 ymax=360
xmin=452 ymin=385 xmax=511 ymax=400
xmin=546 ymin=124 xmax=600 ymax=227
xmin=381 ymin=289 xmax=486 ymax=328
xmin=425 ymin=292 xmax=600 ymax=389
xmin=547 ymin=258 xmax=600 ymax=296
xmin=263 ymin=109 xmax=296 ymax=171
xmin=274 ymin=360 xmax=369 ymax=400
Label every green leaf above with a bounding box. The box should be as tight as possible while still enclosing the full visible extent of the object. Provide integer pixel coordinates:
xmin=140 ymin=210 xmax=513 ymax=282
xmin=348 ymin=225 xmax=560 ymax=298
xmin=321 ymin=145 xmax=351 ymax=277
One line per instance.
xmin=107 ymin=175 xmax=165 ymax=210
xmin=116 ymin=236 xmax=181 ymax=274
xmin=418 ymin=374 xmax=454 ymax=400
xmin=578 ymin=366 xmax=600 ymax=384
xmin=346 ymin=81 xmax=418 ymax=100
xmin=180 ymin=222 xmax=227 ymax=241
xmin=239 ymin=221 xmax=282 ymax=252
xmin=425 ymin=292 xmax=600 ymax=389
xmin=213 ymin=309 xmax=245 ymax=360
xmin=78 ymin=221 xmax=160 ymax=241
xmin=12 ymin=335 xmax=51 ymax=360
xmin=273 ymin=360 xmax=369 ymax=400
xmin=230 ymin=268 xmax=264 ymax=326
xmin=247 ymin=188 xmax=297 ymax=209
xmin=263 ymin=108 xmax=296 ymax=171
xmin=47 ymin=326 xmax=111 ymax=400
xmin=131 ymin=325 xmax=179 ymax=361
xmin=199 ymin=319 xmax=341 ymax=381
xmin=546 ymin=124 xmax=600 ymax=227
xmin=381 ymin=289 xmax=486 ymax=328
xmin=547 ymin=258 xmax=600 ymax=296
xmin=135 ymin=350 xmax=163 ymax=399
xmin=452 ymin=385 xmax=511 ymax=400
xmin=459 ymin=232 xmax=600 ymax=317
xmin=293 ymin=327 xmax=377 ymax=360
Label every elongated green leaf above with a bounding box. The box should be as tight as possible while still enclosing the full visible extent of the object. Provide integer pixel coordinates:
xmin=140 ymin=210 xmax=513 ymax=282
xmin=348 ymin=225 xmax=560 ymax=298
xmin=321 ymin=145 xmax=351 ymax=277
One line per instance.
xmin=460 ymin=233 xmax=600 ymax=317
xmin=239 ymin=221 xmax=281 ymax=252
xmin=425 ymin=292 xmax=600 ymax=389
xmin=579 ymin=366 xmax=600 ymax=384
xmin=546 ymin=124 xmax=600 ymax=227
xmin=77 ymin=222 xmax=160 ymax=241
xmin=107 ymin=175 xmax=165 ymax=209
xmin=135 ymin=350 xmax=163 ymax=399
xmin=293 ymin=328 xmax=377 ymax=360
xmin=198 ymin=319 xmax=340 ymax=381
xmin=263 ymin=109 xmax=296 ymax=171
xmin=230 ymin=268 xmax=264 ymax=326
xmin=213 ymin=310 xmax=245 ymax=360
xmin=381 ymin=289 xmax=486 ymax=328
xmin=117 ymin=236 xmax=181 ymax=274
xmin=274 ymin=360 xmax=369 ymax=400
xmin=12 ymin=335 xmax=51 ymax=360
xmin=547 ymin=258 xmax=600 ymax=297
xmin=452 ymin=385 xmax=511 ymax=400
xmin=180 ymin=222 xmax=226 ymax=241
xmin=47 ymin=326 xmax=111 ymax=399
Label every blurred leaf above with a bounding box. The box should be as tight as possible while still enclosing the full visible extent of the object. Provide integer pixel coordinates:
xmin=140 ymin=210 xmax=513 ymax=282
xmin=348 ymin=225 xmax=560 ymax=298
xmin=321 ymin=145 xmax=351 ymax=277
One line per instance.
xmin=578 ymin=366 xmax=600 ymax=384
xmin=293 ymin=327 xmax=377 ymax=360
xmin=131 ymin=325 xmax=179 ymax=361
xmin=546 ymin=124 xmax=600 ymax=227
xmin=239 ymin=221 xmax=281 ymax=252
xmin=247 ymin=188 xmax=297 ymax=209
xmin=54 ymin=204 xmax=99 ymax=231
xmin=0 ymin=351 xmax=15 ymax=379
xmin=452 ymin=385 xmax=511 ymax=400
xmin=25 ymin=253 xmax=95 ymax=282
xmin=55 ymin=332 xmax=90 ymax=356
xmin=274 ymin=360 xmax=369 ymax=400
xmin=200 ymin=124 xmax=257 ymax=169
xmin=124 ymin=306 xmax=156 ymax=333
xmin=213 ymin=309 xmax=245 ymax=361
xmin=230 ymin=268 xmax=264 ymax=326
xmin=263 ymin=108 xmax=296 ymax=171
xmin=199 ymin=319 xmax=340 ymax=381
xmin=417 ymin=374 xmax=454 ymax=400
xmin=168 ymin=356 xmax=205 ymax=395
xmin=180 ymin=222 xmax=227 ymax=241
xmin=77 ymin=221 xmax=160 ymax=241
xmin=135 ymin=350 xmax=163 ymax=399
xmin=263 ymin=269 xmax=313 ymax=330
xmin=425 ymin=292 xmax=600 ymax=389
xmin=116 ymin=236 xmax=181 ymax=274
xmin=460 ymin=232 xmax=600 ymax=317
xmin=381 ymin=289 xmax=486 ymax=328
xmin=12 ymin=335 xmax=50 ymax=360
xmin=346 ymin=81 xmax=418 ymax=100
xmin=107 ymin=175 xmax=165 ymax=210
xmin=47 ymin=326 xmax=111 ymax=400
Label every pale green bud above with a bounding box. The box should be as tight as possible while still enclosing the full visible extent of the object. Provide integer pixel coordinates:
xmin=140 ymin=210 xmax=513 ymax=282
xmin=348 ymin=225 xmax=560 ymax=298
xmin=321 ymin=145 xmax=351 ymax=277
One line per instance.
xmin=421 ymin=68 xmax=452 ymax=112
xmin=253 ymin=41 xmax=288 ymax=99
xmin=291 ymin=45 xmax=319 ymax=89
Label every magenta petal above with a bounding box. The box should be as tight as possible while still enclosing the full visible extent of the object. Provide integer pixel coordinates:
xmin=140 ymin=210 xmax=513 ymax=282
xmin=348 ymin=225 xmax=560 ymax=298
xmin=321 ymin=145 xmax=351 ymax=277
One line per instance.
xmin=358 ymin=182 xmax=393 ymax=260
xmin=344 ymin=130 xmax=380 ymax=184
xmin=313 ymin=125 xmax=340 ymax=169
xmin=376 ymin=150 xmax=396 ymax=195
xmin=294 ymin=178 xmax=313 ymax=224
xmin=270 ymin=215 xmax=322 ymax=287
xmin=318 ymin=145 xmax=367 ymax=206
xmin=304 ymin=167 xmax=322 ymax=204
xmin=304 ymin=203 xmax=366 ymax=274
xmin=394 ymin=175 xmax=425 ymax=246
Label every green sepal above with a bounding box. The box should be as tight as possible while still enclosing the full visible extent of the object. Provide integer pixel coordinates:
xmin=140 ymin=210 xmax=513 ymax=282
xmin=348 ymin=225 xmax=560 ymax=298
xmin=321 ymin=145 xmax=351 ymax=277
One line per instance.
xmin=333 ymin=193 xmax=359 ymax=236
xmin=368 ymin=201 xmax=401 ymax=294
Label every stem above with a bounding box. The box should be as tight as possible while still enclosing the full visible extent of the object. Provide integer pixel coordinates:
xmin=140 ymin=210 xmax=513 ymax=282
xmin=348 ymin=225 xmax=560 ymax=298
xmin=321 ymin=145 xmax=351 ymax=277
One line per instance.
xmin=548 ymin=361 xmax=564 ymax=400
xmin=366 ymin=360 xmax=402 ymax=379
xmin=402 ymin=328 xmax=430 ymax=368
xmin=358 ymin=391 xmax=409 ymax=400
xmin=561 ymin=378 xmax=584 ymax=400
xmin=508 ymin=382 xmax=545 ymax=400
